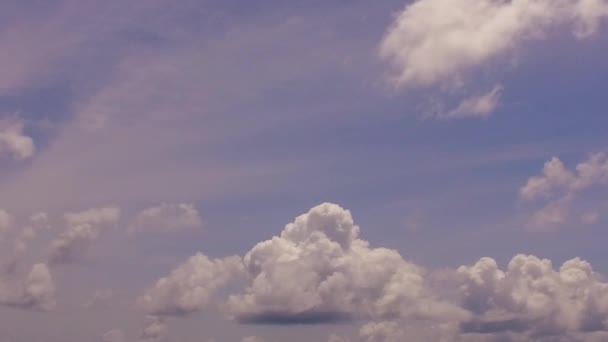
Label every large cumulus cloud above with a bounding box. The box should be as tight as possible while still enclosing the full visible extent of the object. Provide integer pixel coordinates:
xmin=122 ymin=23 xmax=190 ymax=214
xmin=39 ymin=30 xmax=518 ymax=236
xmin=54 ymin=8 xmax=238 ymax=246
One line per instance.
xmin=455 ymin=254 xmax=608 ymax=338
xmin=225 ymin=203 xmax=466 ymax=324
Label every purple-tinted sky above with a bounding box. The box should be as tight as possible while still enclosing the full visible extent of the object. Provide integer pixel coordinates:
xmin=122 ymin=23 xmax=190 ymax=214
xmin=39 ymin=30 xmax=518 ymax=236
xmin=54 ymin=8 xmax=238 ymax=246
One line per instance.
xmin=1 ymin=1 xmax=608 ymax=341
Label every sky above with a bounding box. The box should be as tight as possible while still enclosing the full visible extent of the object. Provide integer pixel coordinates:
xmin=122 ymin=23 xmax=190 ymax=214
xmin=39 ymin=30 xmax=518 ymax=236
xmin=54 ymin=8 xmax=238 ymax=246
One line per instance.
xmin=1 ymin=0 xmax=608 ymax=341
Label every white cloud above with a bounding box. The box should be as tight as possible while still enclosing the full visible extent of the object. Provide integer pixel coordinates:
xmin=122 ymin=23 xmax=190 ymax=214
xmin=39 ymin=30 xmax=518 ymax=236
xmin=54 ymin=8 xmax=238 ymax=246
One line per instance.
xmin=0 ymin=119 xmax=35 ymax=160
xmin=226 ymin=203 xmax=467 ymax=324
xmin=453 ymin=254 xmax=608 ymax=338
xmin=129 ymin=203 xmax=202 ymax=234
xmin=442 ymin=84 xmax=503 ymax=120
xmin=139 ymin=253 xmax=243 ymax=316
xmin=134 ymin=203 xmax=608 ymax=341
xmin=0 ymin=263 xmax=56 ymax=311
xmin=520 ymin=153 xmax=608 ymax=229
xmin=48 ymin=206 xmax=121 ymax=264
xmin=380 ymin=0 xmax=608 ymax=88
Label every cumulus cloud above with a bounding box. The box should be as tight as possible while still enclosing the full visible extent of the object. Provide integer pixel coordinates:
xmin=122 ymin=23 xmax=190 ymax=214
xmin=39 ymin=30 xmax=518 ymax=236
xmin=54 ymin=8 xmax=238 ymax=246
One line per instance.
xmin=442 ymin=84 xmax=503 ymax=120
xmin=380 ymin=0 xmax=608 ymax=88
xmin=226 ymin=203 xmax=467 ymax=325
xmin=0 ymin=263 xmax=56 ymax=311
xmin=129 ymin=203 xmax=202 ymax=234
xmin=48 ymin=206 xmax=121 ymax=264
xmin=139 ymin=253 xmax=243 ymax=316
xmin=347 ymin=254 xmax=608 ymax=341
xmin=136 ymin=203 xmax=608 ymax=341
xmin=453 ymin=254 xmax=608 ymax=339
xmin=519 ymin=153 xmax=608 ymax=229
xmin=0 ymin=119 xmax=35 ymax=160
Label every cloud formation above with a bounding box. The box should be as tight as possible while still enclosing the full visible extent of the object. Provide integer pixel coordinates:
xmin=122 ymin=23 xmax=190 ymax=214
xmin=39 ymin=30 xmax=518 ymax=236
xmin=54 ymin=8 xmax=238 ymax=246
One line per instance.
xmin=129 ymin=203 xmax=202 ymax=234
xmin=453 ymin=254 xmax=608 ymax=339
xmin=380 ymin=0 xmax=608 ymax=88
xmin=48 ymin=206 xmax=121 ymax=264
xmin=226 ymin=203 xmax=466 ymax=325
xmin=0 ymin=263 xmax=56 ymax=311
xmin=140 ymin=203 xmax=608 ymax=341
xmin=519 ymin=153 xmax=608 ymax=229
xmin=0 ymin=119 xmax=34 ymax=160
xmin=140 ymin=253 xmax=243 ymax=316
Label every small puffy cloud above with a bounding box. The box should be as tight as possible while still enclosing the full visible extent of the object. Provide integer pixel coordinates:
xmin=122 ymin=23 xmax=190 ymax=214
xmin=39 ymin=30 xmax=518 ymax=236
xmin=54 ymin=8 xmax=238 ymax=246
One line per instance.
xmin=520 ymin=153 xmax=608 ymax=229
xmin=48 ymin=206 xmax=121 ymax=264
xmin=139 ymin=316 xmax=168 ymax=341
xmin=226 ymin=203 xmax=466 ymax=325
xmin=0 ymin=263 xmax=56 ymax=311
xmin=139 ymin=253 xmax=243 ymax=316
xmin=380 ymin=0 xmax=608 ymax=88
xmin=129 ymin=203 xmax=202 ymax=234
xmin=442 ymin=84 xmax=503 ymax=120
xmin=0 ymin=119 xmax=35 ymax=160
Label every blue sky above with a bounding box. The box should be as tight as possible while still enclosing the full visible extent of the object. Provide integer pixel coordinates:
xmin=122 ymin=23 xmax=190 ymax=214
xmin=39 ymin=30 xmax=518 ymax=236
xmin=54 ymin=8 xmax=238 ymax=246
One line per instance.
xmin=1 ymin=1 xmax=608 ymax=341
